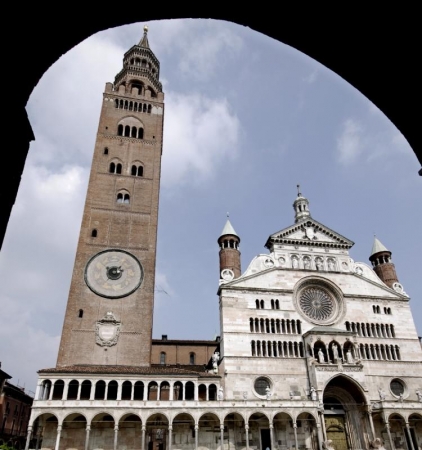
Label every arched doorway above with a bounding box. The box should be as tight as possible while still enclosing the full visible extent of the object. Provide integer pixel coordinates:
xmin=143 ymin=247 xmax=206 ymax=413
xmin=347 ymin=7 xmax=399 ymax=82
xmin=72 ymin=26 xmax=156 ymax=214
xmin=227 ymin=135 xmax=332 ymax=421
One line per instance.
xmin=323 ymin=376 xmax=369 ymax=450
xmin=146 ymin=413 xmax=169 ymax=450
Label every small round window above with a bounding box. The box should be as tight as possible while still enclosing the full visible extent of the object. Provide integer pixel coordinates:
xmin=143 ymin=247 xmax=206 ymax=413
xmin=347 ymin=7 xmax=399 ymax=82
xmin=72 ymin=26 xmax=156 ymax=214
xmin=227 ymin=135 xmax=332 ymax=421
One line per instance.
xmin=254 ymin=377 xmax=271 ymax=396
xmin=390 ymin=379 xmax=405 ymax=396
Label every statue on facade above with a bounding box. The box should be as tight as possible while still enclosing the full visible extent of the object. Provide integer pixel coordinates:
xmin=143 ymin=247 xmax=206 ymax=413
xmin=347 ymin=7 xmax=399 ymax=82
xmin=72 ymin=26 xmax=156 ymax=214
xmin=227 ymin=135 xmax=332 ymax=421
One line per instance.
xmin=378 ymin=387 xmax=386 ymax=401
xmin=292 ymin=257 xmax=299 ymax=269
xmin=416 ymin=390 xmax=422 ymax=403
xmin=322 ymin=440 xmax=335 ymax=450
xmin=346 ymin=349 xmax=354 ymax=364
xmin=212 ymin=351 xmax=219 ymax=374
xmin=217 ymin=386 xmax=224 ymax=400
xmin=370 ymin=438 xmax=386 ymax=449
xmin=265 ymin=386 xmax=272 ymax=400
xmin=316 ymin=258 xmax=323 ymax=270
xmin=332 ymin=343 xmax=340 ymax=362
xmin=318 ymin=348 xmax=325 ymax=363
xmin=310 ymin=386 xmax=317 ymax=401
xmin=328 ymin=259 xmax=335 ymax=271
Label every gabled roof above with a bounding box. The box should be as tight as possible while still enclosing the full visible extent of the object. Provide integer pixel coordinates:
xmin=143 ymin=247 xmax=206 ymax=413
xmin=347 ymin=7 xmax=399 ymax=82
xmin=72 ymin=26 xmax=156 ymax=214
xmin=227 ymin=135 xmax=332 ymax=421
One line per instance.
xmin=265 ymin=218 xmax=354 ymax=250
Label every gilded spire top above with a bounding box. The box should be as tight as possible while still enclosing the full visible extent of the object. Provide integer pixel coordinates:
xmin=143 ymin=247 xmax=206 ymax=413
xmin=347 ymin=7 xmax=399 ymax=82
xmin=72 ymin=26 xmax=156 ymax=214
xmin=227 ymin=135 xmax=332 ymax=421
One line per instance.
xmin=138 ymin=25 xmax=150 ymax=49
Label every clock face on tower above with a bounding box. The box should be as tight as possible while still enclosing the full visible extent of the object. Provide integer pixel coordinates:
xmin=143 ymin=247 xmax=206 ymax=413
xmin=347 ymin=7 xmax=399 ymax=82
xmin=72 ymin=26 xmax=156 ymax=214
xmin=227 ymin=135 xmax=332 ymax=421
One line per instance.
xmin=84 ymin=249 xmax=144 ymax=299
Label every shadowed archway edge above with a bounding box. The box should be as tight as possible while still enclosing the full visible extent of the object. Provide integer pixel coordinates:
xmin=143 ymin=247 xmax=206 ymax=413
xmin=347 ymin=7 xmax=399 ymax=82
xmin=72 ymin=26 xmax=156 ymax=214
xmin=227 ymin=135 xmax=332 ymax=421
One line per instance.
xmin=3 ymin=7 xmax=421 ymax=249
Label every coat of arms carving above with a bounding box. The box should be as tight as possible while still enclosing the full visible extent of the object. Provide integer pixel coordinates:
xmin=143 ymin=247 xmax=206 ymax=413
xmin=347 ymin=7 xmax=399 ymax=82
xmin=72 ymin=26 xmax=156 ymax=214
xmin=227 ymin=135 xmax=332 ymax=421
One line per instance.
xmin=96 ymin=311 xmax=121 ymax=347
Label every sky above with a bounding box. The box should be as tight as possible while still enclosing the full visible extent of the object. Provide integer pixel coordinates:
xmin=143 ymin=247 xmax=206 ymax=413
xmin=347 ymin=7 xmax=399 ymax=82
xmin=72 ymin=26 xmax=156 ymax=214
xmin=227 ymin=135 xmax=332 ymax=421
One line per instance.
xmin=0 ymin=19 xmax=421 ymax=394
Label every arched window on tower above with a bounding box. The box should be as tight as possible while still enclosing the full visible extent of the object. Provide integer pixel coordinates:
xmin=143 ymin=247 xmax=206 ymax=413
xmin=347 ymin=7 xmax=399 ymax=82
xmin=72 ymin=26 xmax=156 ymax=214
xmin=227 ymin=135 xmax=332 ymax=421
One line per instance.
xmin=131 ymin=164 xmax=143 ymax=177
xmin=91 ymin=229 xmax=97 ymax=238
xmin=160 ymin=352 xmax=166 ymax=365
xmin=123 ymin=194 xmax=130 ymax=204
xmin=189 ymin=353 xmax=196 ymax=365
xmin=124 ymin=125 xmax=131 ymax=137
xmin=117 ymin=125 xmax=123 ymax=136
xmin=138 ymin=128 xmax=144 ymax=139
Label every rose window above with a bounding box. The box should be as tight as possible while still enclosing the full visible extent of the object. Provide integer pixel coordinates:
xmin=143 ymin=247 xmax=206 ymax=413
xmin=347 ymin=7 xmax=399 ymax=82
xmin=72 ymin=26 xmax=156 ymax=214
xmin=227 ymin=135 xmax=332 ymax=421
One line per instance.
xmin=299 ymin=287 xmax=335 ymax=321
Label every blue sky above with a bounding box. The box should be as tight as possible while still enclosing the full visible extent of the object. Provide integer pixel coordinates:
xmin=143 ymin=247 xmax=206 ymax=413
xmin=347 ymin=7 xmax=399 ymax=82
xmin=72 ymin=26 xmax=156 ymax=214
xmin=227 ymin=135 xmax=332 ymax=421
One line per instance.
xmin=1 ymin=19 xmax=420 ymax=392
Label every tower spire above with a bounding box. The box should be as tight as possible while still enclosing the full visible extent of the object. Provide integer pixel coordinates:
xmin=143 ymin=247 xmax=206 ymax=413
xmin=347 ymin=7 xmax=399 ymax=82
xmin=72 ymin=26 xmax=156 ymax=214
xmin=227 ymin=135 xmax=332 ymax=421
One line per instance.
xmin=138 ymin=25 xmax=150 ymax=49
xmin=293 ymin=185 xmax=311 ymax=223
xmin=218 ymin=217 xmax=241 ymax=281
xmin=369 ymin=236 xmax=399 ymax=288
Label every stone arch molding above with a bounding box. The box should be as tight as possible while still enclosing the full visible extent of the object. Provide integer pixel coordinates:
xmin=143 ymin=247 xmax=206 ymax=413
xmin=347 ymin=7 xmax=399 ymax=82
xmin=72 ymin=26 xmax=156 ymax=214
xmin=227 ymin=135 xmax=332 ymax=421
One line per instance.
xmin=323 ymin=374 xmax=369 ymax=406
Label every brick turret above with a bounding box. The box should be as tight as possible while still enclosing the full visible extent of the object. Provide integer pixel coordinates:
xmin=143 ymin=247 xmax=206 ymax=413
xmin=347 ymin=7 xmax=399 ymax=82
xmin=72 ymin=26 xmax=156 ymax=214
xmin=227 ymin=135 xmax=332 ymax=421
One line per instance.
xmin=369 ymin=236 xmax=399 ymax=288
xmin=218 ymin=218 xmax=241 ymax=280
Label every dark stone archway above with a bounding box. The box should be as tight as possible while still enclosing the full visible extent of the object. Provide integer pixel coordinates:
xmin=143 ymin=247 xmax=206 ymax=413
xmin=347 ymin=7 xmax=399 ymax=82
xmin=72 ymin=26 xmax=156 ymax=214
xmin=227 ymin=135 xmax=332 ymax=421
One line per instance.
xmin=3 ymin=8 xmax=421 ymax=249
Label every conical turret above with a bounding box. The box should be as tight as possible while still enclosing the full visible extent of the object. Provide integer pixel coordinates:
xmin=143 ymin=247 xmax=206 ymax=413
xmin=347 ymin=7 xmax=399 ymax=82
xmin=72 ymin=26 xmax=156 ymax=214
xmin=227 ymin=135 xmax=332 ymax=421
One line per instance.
xmin=369 ymin=236 xmax=399 ymax=288
xmin=218 ymin=217 xmax=241 ymax=280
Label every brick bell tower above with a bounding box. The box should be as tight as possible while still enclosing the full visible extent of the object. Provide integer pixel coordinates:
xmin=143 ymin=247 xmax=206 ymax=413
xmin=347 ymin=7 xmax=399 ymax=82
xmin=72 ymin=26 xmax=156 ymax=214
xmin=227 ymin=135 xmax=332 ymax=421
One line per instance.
xmin=218 ymin=217 xmax=241 ymax=281
xmin=57 ymin=26 xmax=164 ymax=368
xmin=369 ymin=236 xmax=399 ymax=288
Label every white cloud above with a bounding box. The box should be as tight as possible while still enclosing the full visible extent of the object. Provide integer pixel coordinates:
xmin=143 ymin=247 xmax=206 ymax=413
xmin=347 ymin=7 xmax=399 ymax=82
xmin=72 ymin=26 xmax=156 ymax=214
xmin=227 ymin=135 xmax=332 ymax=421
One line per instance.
xmin=0 ymin=295 xmax=60 ymax=392
xmin=303 ymin=70 xmax=318 ymax=84
xmin=162 ymin=92 xmax=240 ymax=187
xmin=147 ymin=19 xmax=243 ymax=81
xmin=337 ymin=118 xmax=363 ymax=165
xmin=336 ymin=117 xmax=414 ymax=166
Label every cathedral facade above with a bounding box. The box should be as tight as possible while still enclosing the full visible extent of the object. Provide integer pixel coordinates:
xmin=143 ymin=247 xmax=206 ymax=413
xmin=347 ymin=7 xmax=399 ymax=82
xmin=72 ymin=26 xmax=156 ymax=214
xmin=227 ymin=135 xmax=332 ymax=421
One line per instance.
xmin=25 ymin=28 xmax=422 ymax=450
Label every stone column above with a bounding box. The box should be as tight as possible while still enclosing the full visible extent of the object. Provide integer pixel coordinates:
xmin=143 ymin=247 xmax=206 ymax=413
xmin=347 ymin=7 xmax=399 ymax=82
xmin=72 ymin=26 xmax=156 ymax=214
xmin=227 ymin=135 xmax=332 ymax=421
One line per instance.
xmin=195 ymin=424 xmax=199 ymax=450
xmin=117 ymin=381 xmax=122 ymax=400
xmin=367 ymin=409 xmax=375 ymax=440
xmin=319 ymin=411 xmax=327 ymax=441
xmin=270 ymin=423 xmax=275 ymax=450
xmin=142 ymin=425 xmax=146 ymax=450
xmin=169 ymin=382 xmax=174 ymax=401
xmin=35 ymin=427 xmax=42 ymax=450
xmin=157 ymin=384 xmax=161 ymax=401
xmin=293 ymin=422 xmax=298 ymax=450
xmin=245 ymin=424 xmax=249 ymax=450
xmin=62 ymin=380 xmax=69 ymax=400
xmin=385 ymin=422 xmax=395 ymax=450
xmin=35 ymin=382 xmax=42 ymax=400
xmin=131 ymin=383 xmax=134 ymax=401
xmin=85 ymin=425 xmax=91 ymax=450
xmin=316 ymin=422 xmax=324 ymax=450
xmin=220 ymin=424 xmax=225 ymax=450
xmin=168 ymin=425 xmax=172 ymax=450
xmin=49 ymin=381 xmax=54 ymax=400
xmin=90 ymin=382 xmax=95 ymax=400
xmin=183 ymin=382 xmax=186 ymax=401
xmin=206 ymin=384 xmax=209 ymax=401
xmin=144 ymin=384 xmax=148 ymax=401
xmin=194 ymin=383 xmax=198 ymax=401
xmin=54 ymin=424 xmax=62 ymax=450
xmin=114 ymin=424 xmax=119 ymax=450
xmin=24 ymin=425 xmax=32 ymax=450
xmin=77 ymin=382 xmax=82 ymax=400
xmin=405 ymin=423 xmax=415 ymax=450
xmin=104 ymin=381 xmax=109 ymax=400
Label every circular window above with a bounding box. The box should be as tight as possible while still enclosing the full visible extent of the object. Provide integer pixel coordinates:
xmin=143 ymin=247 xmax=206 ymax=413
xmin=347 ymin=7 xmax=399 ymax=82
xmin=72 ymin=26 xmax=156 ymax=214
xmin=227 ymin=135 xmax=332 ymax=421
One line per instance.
xmin=299 ymin=287 xmax=334 ymax=321
xmin=294 ymin=277 xmax=344 ymax=325
xmin=390 ymin=379 xmax=405 ymax=397
xmin=254 ymin=377 xmax=271 ymax=396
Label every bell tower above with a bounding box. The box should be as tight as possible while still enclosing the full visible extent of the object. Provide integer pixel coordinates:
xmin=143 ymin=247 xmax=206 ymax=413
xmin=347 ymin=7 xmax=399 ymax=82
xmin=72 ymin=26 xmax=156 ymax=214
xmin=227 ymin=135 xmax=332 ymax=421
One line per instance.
xmin=56 ymin=26 xmax=164 ymax=368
